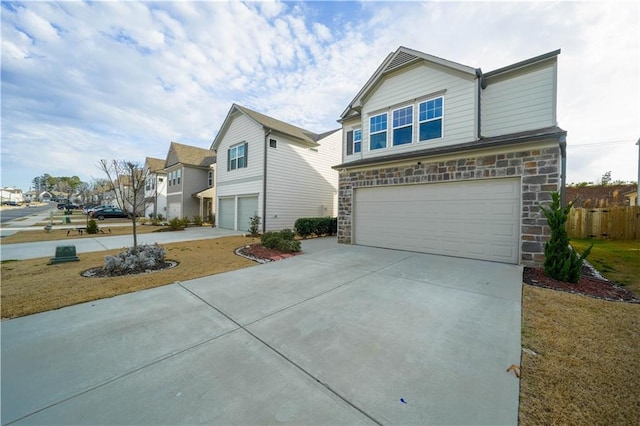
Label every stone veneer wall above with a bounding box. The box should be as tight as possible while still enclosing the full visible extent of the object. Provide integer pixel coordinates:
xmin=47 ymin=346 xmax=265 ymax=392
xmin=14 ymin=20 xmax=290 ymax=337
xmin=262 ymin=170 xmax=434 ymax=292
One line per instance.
xmin=337 ymin=146 xmax=561 ymax=267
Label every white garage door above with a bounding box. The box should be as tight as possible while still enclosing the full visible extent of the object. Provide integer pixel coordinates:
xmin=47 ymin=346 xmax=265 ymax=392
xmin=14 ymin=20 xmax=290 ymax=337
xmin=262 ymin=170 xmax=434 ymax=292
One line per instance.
xmin=237 ymin=196 xmax=258 ymax=233
xmin=353 ymin=178 xmax=520 ymax=263
xmin=167 ymin=203 xmax=181 ymax=220
xmin=218 ymin=198 xmax=235 ymax=229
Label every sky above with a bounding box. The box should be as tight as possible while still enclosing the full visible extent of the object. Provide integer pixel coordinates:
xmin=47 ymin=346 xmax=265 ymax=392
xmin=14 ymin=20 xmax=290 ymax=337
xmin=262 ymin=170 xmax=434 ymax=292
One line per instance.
xmin=1 ymin=0 xmax=639 ymax=192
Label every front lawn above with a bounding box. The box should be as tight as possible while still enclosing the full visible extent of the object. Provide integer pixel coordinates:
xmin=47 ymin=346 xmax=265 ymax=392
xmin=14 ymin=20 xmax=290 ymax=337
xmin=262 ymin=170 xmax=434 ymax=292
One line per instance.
xmin=519 ymin=285 xmax=639 ymax=424
xmin=570 ymin=239 xmax=640 ymax=296
xmin=0 ymin=236 xmax=259 ymax=319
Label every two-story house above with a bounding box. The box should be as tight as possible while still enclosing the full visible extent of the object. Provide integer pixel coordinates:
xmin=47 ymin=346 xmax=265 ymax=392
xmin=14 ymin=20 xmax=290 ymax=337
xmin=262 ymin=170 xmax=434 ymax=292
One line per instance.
xmin=211 ymin=104 xmax=341 ymax=233
xmin=335 ymin=46 xmax=565 ymax=267
xmin=143 ymin=157 xmax=168 ymax=219
xmin=164 ymin=142 xmax=216 ymax=221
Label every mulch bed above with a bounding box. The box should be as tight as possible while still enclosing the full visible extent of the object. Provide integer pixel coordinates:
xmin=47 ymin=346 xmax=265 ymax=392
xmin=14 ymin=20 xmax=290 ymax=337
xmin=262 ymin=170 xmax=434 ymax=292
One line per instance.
xmin=81 ymin=261 xmax=178 ymax=278
xmin=523 ymin=266 xmax=640 ymax=303
xmin=236 ymin=244 xmax=303 ymax=263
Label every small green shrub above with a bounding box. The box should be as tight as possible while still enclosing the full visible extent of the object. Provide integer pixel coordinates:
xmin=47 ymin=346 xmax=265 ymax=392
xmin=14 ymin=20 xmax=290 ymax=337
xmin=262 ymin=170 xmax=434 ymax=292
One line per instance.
xmin=180 ymin=216 xmax=190 ymax=228
xmin=192 ymin=215 xmax=203 ymax=226
xmin=168 ymin=217 xmax=183 ymax=230
xmin=248 ymin=214 xmax=261 ymax=237
xmin=294 ymin=217 xmax=337 ymax=238
xmin=539 ymin=192 xmax=592 ymax=283
xmin=156 ymin=213 xmax=164 ymax=221
xmin=261 ymin=229 xmax=300 ymax=253
xmin=86 ymin=219 xmax=99 ymax=234
xmin=207 ymin=213 xmax=215 ymax=226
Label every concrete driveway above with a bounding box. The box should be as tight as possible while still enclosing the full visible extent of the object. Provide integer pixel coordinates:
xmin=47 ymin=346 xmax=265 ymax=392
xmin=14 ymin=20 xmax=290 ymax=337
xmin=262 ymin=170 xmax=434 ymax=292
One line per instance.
xmin=1 ymin=238 xmax=523 ymax=425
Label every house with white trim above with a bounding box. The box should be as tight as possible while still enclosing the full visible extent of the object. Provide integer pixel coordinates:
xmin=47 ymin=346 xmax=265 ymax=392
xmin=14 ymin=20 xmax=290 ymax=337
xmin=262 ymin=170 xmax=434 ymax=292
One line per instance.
xmin=163 ymin=142 xmax=216 ymax=221
xmin=143 ymin=157 xmax=168 ymax=219
xmin=334 ymin=46 xmax=565 ymax=267
xmin=211 ymin=104 xmax=341 ymax=233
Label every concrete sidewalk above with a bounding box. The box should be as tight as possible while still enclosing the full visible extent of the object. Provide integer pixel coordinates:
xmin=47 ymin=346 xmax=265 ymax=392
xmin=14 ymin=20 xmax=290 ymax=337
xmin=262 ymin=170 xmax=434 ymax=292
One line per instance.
xmin=0 ymin=211 xmax=244 ymax=261
xmin=0 ymin=227 xmax=245 ymax=261
xmin=1 ymin=238 xmax=522 ymax=425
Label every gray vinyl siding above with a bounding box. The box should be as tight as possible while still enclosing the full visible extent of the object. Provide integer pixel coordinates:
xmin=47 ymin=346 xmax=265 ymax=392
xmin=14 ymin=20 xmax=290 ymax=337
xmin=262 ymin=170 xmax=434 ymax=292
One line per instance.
xmin=181 ymin=166 xmax=208 ymax=218
xmin=356 ymin=62 xmax=476 ymax=162
xmin=266 ymin=131 xmax=341 ymax=231
xmin=482 ymin=59 xmax=557 ymax=137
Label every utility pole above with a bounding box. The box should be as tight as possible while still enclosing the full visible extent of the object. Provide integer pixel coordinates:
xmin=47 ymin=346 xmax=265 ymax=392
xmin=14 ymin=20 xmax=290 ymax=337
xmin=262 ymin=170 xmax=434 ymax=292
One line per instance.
xmin=636 ymin=138 xmax=639 ymax=205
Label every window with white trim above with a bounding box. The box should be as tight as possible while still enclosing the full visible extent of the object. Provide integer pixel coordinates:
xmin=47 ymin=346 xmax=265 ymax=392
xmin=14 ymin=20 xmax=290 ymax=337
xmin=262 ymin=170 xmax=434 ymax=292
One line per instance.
xmin=392 ymin=105 xmax=413 ymax=146
xmin=419 ymin=97 xmax=443 ymax=141
xmin=353 ymin=129 xmax=362 ymax=153
xmin=176 ymin=168 xmax=181 ymax=185
xmin=369 ymin=113 xmax=387 ymax=150
xmin=208 ymin=170 xmax=214 ymax=187
xmin=228 ymin=142 xmax=248 ymax=171
xmin=346 ymin=128 xmax=362 ymax=156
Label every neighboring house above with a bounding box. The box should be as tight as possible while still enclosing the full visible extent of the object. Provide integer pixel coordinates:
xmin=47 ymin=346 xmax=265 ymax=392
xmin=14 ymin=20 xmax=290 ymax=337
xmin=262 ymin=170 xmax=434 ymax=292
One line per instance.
xmin=38 ymin=191 xmax=52 ymax=202
xmin=211 ymin=104 xmax=341 ymax=233
xmin=335 ymin=46 xmax=566 ymax=267
xmin=566 ymin=184 xmax=638 ymax=208
xmin=115 ymin=171 xmax=145 ymax=215
xmin=625 ymin=190 xmax=638 ymax=206
xmin=143 ymin=157 xmax=168 ymax=219
xmin=163 ymin=142 xmax=216 ymax=220
xmin=0 ymin=187 xmax=24 ymax=204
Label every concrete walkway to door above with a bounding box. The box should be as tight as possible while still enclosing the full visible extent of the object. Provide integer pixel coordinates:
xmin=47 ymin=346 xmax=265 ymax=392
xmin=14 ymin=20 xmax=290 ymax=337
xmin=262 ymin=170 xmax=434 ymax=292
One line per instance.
xmin=1 ymin=238 xmax=523 ymax=425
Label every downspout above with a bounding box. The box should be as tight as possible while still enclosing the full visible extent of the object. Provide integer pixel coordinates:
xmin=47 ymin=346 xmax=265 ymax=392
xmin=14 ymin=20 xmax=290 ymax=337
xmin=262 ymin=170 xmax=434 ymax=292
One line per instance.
xmin=559 ymin=136 xmax=567 ymax=206
xmin=263 ymin=128 xmax=271 ymax=234
xmin=475 ymin=68 xmax=485 ymax=140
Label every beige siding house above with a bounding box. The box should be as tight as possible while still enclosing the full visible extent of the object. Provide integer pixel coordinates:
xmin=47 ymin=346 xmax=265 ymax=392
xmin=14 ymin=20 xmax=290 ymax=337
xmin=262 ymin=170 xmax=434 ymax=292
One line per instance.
xmin=143 ymin=157 xmax=167 ymax=219
xmin=163 ymin=142 xmax=216 ymax=221
xmin=336 ymin=46 xmax=565 ymax=267
xmin=211 ymin=104 xmax=341 ymax=232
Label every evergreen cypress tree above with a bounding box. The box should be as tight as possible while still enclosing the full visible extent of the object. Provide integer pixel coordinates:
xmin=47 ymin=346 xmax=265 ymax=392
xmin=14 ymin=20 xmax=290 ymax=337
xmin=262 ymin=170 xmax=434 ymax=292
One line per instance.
xmin=539 ymin=192 xmax=592 ymax=283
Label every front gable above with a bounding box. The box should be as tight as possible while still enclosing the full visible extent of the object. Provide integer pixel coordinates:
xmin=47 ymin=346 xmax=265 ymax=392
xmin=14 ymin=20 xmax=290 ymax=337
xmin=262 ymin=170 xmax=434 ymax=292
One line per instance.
xmin=339 ymin=47 xmax=560 ymax=166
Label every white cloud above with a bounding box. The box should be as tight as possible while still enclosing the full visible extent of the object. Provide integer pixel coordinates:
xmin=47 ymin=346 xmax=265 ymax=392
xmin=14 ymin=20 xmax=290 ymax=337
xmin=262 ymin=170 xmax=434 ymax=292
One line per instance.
xmin=1 ymin=1 xmax=638 ymax=191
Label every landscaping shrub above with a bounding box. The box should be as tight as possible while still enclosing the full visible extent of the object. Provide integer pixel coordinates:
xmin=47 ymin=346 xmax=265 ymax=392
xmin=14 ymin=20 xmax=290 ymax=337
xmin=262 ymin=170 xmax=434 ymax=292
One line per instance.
xmin=192 ymin=215 xmax=203 ymax=226
xmin=168 ymin=217 xmax=183 ymax=230
xmin=294 ymin=217 xmax=337 ymax=238
xmin=103 ymin=244 xmax=166 ymax=276
xmin=180 ymin=216 xmax=190 ymax=228
xmin=248 ymin=214 xmax=261 ymax=236
xmin=261 ymin=229 xmax=301 ymax=253
xmin=86 ymin=219 xmax=99 ymax=235
xmin=539 ymin=192 xmax=592 ymax=283
xmin=207 ymin=213 xmax=215 ymax=226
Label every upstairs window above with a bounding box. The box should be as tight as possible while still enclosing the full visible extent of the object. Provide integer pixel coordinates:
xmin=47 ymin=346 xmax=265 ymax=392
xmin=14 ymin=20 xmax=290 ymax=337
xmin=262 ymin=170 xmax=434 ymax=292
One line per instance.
xmin=353 ymin=129 xmax=362 ymax=153
xmin=228 ymin=142 xmax=248 ymax=171
xmin=419 ymin=97 xmax=443 ymax=141
xmin=176 ymin=168 xmax=181 ymax=185
xmin=346 ymin=129 xmax=362 ymax=155
xmin=208 ymin=170 xmax=214 ymax=187
xmin=369 ymin=113 xmax=387 ymax=150
xmin=392 ymin=105 xmax=413 ymax=146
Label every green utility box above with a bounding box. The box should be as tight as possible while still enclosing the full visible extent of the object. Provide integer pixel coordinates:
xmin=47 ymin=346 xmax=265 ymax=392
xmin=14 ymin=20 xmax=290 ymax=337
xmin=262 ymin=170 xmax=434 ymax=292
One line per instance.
xmin=49 ymin=245 xmax=79 ymax=265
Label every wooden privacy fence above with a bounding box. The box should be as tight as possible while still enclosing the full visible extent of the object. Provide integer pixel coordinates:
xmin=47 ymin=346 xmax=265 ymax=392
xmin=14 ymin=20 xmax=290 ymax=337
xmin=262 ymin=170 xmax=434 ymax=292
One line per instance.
xmin=567 ymin=206 xmax=640 ymax=240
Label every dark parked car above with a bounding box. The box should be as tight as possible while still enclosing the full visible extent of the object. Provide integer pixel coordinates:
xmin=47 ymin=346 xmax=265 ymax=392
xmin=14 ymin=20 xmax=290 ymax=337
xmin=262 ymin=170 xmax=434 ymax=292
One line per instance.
xmin=90 ymin=207 xmax=129 ymax=220
xmin=57 ymin=203 xmax=79 ymax=210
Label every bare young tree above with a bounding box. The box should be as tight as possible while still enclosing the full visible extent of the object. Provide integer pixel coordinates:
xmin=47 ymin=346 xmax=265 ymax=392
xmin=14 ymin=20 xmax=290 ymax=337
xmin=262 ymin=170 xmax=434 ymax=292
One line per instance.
xmin=97 ymin=159 xmax=149 ymax=249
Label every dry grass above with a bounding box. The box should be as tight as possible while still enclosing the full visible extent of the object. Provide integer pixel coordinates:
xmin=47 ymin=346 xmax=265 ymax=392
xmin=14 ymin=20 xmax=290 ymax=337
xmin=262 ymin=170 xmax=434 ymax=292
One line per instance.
xmin=519 ymin=285 xmax=640 ymax=425
xmin=1 ymin=235 xmax=259 ymax=319
xmin=2 ymin=225 xmax=176 ymax=244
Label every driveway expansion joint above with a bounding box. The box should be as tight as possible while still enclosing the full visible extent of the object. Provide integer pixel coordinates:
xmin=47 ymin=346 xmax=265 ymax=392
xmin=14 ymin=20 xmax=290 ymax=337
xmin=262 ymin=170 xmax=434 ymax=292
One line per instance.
xmin=177 ymin=282 xmax=383 ymax=425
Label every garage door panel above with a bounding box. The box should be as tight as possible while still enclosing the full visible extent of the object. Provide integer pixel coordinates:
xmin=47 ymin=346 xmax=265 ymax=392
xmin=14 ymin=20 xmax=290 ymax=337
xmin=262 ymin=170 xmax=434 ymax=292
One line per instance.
xmin=237 ymin=196 xmax=258 ymax=233
xmin=218 ymin=198 xmax=234 ymax=229
xmin=354 ymin=179 xmax=520 ymax=264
